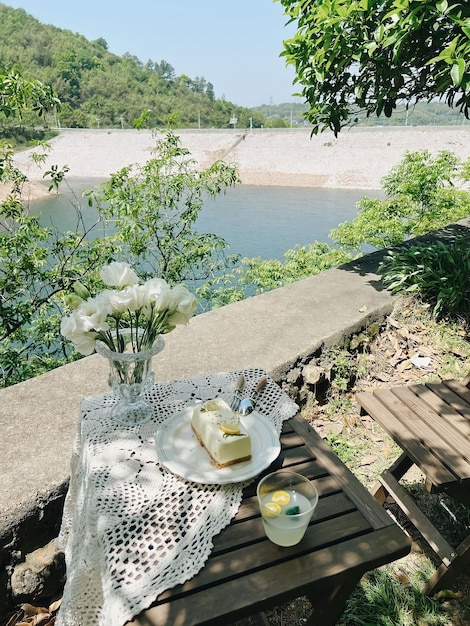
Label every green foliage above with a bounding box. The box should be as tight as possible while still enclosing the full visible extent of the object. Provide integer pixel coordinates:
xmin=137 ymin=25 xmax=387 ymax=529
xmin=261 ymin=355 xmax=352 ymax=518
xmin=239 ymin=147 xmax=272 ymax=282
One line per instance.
xmin=331 ymin=150 xmax=470 ymax=250
xmin=204 ymin=242 xmax=354 ymax=307
xmin=378 ymin=235 xmax=470 ymax=320
xmin=0 ymin=66 xmax=60 ymax=120
xmin=0 ymin=3 xmax=265 ymax=133
xmin=0 ymin=142 xmax=117 ymax=384
xmin=277 ymin=0 xmax=470 ymax=135
xmin=253 ymin=100 xmax=470 ymax=128
xmin=85 ymin=131 xmax=241 ymax=295
xmin=1 ymin=125 xmax=242 ymax=387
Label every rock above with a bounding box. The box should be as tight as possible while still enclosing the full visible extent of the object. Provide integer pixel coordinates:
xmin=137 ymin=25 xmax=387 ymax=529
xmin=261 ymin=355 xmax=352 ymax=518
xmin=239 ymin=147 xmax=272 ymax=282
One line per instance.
xmin=286 ymin=367 xmax=301 ymax=383
xmin=302 ymin=364 xmax=325 ymax=385
xmin=11 ymin=540 xmax=65 ymax=602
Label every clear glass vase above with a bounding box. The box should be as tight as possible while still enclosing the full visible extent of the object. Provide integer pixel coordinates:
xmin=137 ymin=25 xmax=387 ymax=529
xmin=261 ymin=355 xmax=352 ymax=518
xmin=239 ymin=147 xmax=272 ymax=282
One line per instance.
xmin=96 ymin=336 xmax=165 ymax=424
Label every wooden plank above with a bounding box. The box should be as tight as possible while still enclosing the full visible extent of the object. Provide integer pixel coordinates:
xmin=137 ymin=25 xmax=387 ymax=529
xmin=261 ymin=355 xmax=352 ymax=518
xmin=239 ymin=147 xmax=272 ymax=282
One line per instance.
xmin=290 ymin=414 xmax=394 ymax=529
xmin=357 ymin=391 xmax=457 ymax=488
xmin=128 ymin=525 xmax=410 ymax=626
xmin=390 ymin=386 xmax=470 ymax=476
xmin=415 ymin=383 xmax=470 ymax=443
xmin=424 ymin=534 xmax=470 ymax=596
xmin=428 ymin=381 xmax=470 ymax=437
xmin=379 ymin=470 xmax=455 ymax=565
xmin=154 ymin=510 xmax=372 ymax=604
xmin=216 ymin=491 xmax=356 ymax=554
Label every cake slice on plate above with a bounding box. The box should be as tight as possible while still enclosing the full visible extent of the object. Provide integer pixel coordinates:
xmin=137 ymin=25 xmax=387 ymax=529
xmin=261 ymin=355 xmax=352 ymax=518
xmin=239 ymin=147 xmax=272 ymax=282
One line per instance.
xmin=191 ymin=398 xmax=252 ymax=468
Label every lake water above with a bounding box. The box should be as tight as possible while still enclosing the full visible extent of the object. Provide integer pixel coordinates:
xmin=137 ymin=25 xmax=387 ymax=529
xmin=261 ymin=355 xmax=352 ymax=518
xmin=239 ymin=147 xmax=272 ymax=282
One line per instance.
xmin=32 ymin=179 xmax=378 ymax=260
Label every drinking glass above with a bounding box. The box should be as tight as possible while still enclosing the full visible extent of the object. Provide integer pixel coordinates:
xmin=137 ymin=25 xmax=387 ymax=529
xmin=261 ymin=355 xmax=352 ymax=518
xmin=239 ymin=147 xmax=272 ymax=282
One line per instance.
xmin=257 ymin=470 xmax=318 ymax=547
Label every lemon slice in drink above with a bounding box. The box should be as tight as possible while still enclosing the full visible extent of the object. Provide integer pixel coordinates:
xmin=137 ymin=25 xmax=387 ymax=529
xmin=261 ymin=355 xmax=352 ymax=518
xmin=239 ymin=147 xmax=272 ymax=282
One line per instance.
xmin=272 ymin=490 xmax=291 ymax=506
xmin=219 ymin=423 xmax=241 ymax=435
xmin=262 ymin=502 xmax=282 ymax=518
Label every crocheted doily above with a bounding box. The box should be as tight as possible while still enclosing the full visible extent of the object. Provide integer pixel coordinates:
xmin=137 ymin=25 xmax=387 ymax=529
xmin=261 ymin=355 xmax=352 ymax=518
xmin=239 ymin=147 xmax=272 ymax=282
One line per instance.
xmin=56 ymin=368 xmax=298 ymax=626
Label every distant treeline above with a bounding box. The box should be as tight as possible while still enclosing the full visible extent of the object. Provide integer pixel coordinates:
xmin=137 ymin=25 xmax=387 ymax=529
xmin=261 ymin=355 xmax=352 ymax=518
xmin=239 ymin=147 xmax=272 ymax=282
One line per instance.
xmin=0 ymin=2 xmax=266 ymax=132
xmin=255 ymin=101 xmax=468 ymax=128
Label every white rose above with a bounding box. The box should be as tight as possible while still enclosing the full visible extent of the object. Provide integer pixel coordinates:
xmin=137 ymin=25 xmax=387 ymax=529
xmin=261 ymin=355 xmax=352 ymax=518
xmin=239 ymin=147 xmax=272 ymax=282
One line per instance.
xmin=97 ymin=288 xmax=137 ymax=314
xmin=60 ymin=313 xmax=83 ymax=340
xmin=71 ymin=332 xmax=98 ymax=356
xmin=74 ymin=298 xmax=110 ymax=332
xmin=166 ymin=285 xmax=197 ymax=326
xmin=145 ymin=278 xmax=172 ymax=313
xmin=100 ymin=262 xmax=139 ymax=288
xmin=131 ymin=284 xmax=154 ymax=311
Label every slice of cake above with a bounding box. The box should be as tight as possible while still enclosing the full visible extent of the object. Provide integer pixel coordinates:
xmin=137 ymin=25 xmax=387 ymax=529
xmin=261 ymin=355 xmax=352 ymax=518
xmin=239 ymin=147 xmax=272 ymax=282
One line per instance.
xmin=192 ymin=398 xmax=252 ymax=468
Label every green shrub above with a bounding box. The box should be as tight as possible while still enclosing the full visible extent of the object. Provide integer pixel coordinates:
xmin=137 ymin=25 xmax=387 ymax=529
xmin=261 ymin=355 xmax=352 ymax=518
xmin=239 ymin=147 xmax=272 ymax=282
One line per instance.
xmin=378 ymin=236 xmax=470 ymax=319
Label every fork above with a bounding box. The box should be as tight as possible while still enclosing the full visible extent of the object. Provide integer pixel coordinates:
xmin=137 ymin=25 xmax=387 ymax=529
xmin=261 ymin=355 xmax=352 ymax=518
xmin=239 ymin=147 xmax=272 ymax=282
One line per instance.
xmin=230 ymin=374 xmax=245 ymax=410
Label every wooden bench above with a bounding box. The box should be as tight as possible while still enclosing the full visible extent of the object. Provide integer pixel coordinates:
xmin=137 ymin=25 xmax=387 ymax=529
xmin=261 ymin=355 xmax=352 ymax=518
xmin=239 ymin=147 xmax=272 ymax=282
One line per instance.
xmin=357 ymin=377 xmax=470 ymax=595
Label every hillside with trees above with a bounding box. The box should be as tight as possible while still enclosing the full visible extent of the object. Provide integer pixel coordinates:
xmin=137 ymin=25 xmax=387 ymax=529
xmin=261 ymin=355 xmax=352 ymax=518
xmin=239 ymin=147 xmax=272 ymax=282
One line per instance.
xmin=0 ymin=2 xmax=266 ymax=132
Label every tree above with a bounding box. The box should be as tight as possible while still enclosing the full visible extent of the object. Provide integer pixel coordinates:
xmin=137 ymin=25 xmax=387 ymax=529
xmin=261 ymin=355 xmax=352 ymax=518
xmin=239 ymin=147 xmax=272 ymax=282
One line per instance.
xmin=278 ymin=0 xmax=470 ymax=134
xmin=330 ymin=150 xmax=470 ymax=250
xmin=202 ymin=242 xmax=354 ymax=307
xmin=0 ymin=67 xmax=60 ymax=123
xmin=86 ymin=131 xmax=241 ymax=290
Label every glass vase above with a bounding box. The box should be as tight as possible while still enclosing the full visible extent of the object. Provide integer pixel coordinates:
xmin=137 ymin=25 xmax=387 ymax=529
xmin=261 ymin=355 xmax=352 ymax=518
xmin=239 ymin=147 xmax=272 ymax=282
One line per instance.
xmin=96 ymin=336 xmax=165 ymax=424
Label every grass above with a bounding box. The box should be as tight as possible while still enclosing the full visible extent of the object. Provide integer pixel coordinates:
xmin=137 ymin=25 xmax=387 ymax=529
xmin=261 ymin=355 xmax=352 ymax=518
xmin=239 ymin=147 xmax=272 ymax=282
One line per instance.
xmin=339 ymin=562 xmax=455 ymax=626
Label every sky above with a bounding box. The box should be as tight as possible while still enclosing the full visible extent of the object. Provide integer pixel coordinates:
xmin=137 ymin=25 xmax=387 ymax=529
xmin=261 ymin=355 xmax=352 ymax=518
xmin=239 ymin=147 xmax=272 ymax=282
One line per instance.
xmin=4 ymin=0 xmax=302 ymax=108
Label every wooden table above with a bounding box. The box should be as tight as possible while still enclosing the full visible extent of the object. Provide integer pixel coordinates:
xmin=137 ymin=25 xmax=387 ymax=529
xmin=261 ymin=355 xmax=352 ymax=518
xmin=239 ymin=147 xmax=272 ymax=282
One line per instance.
xmin=128 ymin=414 xmax=410 ymax=626
xmin=357 ymin=379 xmax=470 ymax=595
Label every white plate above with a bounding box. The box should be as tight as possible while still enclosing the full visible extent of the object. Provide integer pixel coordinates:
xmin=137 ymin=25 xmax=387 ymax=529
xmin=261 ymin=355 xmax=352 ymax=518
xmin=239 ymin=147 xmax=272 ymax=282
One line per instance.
xmin=156 ymin=406 xmax=281 ymax=484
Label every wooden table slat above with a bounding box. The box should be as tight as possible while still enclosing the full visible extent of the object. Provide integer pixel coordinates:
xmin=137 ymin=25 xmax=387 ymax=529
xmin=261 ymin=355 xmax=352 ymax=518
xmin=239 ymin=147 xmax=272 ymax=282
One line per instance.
xmin=424 ymin=382 xmax=470 ymax=437
xmin=217 ymin=491 xmax=357 ymax=553
xmin=391 ymin=387 xmax=470 ymax=476
xmin=130 ymin=525 xmax=409 ymax=626
xmin=155 ymin=510 xmax=372 ymax=602
xmin=357 ymin=391 xmax=457 ymax=487
xmin=290 ymin=414 xmax=397 ymax=529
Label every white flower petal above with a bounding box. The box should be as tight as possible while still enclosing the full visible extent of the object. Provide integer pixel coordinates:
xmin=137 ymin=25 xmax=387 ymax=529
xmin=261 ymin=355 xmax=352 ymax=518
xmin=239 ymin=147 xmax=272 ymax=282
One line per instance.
xmin=100 ymin=262 xmax=139 ymax=288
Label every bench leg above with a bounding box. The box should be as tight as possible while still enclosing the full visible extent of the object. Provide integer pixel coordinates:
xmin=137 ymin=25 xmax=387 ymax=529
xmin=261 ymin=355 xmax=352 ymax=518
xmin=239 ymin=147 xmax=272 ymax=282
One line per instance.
xmin=371 ymin=463 xmax=470 ymax=597
xmin=371 ymin=452 xmax=414 ymax=504
xmin=305 ymin=575 xmax=361 ymax=626
xmin=423 ymin=534 xmax=470 ymax=596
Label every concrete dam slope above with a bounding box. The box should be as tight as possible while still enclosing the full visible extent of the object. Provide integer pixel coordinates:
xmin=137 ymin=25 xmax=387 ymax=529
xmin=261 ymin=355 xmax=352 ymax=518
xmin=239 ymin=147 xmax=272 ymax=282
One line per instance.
xmin=12 ymin=126 xmax=470 ymax=197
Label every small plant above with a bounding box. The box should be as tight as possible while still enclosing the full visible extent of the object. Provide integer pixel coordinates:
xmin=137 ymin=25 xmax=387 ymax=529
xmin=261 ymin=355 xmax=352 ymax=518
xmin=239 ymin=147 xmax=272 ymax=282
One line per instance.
xmin=379 ymin=235 xmax=470 ymax=320
xmin=325 ymin=433 xmax=365 ymax=464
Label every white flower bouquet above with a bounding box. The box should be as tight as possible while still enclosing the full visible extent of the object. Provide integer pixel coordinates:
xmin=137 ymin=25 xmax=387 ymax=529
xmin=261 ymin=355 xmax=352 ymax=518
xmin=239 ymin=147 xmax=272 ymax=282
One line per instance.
xmin=60 ymin=262 xmax=197 ymax=356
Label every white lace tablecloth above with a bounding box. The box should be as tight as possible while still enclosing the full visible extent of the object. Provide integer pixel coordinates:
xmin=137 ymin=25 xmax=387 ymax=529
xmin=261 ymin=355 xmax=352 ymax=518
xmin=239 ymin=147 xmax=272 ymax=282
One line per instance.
xmin=56 ymin=368 xmax=298 ymax=626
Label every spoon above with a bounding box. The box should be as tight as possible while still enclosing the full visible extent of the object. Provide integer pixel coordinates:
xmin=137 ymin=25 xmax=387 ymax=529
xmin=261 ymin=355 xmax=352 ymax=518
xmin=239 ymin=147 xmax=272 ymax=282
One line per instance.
xmin=238 ymin=376 xmax=267 ymax=416
xmin=230 ymin=374 xmax=245 ymax=410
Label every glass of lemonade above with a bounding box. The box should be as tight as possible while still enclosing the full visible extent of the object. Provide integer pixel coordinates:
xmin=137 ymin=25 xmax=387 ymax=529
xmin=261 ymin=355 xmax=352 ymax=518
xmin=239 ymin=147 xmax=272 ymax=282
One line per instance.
xmin=257 ymin=470 xmax=318 ymax=547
